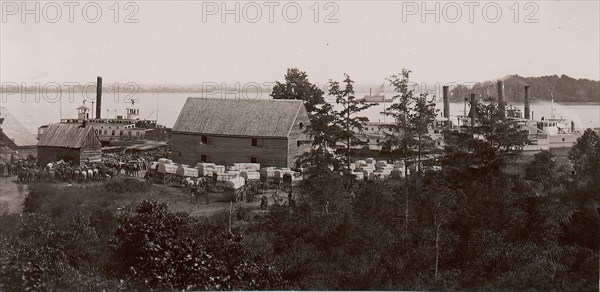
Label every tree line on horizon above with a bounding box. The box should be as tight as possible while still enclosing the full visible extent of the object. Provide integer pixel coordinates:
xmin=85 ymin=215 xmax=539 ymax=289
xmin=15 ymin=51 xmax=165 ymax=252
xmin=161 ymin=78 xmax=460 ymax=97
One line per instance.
xmin=450 ymin=74 xmax=600 ymax=103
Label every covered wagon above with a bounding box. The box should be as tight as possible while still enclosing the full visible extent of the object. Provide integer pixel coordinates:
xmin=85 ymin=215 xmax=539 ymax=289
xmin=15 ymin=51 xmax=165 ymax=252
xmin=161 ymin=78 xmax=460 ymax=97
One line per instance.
xmin=209 ymin=172 xmax=238 ymax=193
xmin=176 ymin=166 xmax=199 ymax=178
xmin=156 ymin=163 xmax=179 ymax=185
xmin=145 ymin=161 xmax=161 ymax=180
xmin=172 ymin=165 xmax=199 ymax=188
xmin=196 ymin=162 xmax=216 ymax=177
xmin=259 ymin=167 xmax=277 ymax=184
xmin=158 ymin=158 xmax=174 ymax=164
xmin=282 ymin=171 xmax=302 ymax=191
xmin=224 ymin=176 xmax=247 ymax=202
xmin=241 ymin=171 xmax=263 ymax=198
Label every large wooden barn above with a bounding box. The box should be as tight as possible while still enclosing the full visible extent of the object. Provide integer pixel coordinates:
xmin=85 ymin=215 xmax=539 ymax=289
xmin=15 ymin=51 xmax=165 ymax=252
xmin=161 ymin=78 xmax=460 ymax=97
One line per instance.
xmin=172 ymin=98 xmax=311 ymax=168
xmin=37 ymin=124 xmax=102 ymax=166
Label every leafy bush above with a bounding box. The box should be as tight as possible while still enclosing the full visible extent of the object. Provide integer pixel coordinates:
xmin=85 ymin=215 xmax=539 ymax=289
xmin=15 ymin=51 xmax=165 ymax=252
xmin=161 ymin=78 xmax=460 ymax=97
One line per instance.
xmin=109 ymin=200 xmax=287 ymax=290
xmin=0 ymin=212 xmax=121 ymax=291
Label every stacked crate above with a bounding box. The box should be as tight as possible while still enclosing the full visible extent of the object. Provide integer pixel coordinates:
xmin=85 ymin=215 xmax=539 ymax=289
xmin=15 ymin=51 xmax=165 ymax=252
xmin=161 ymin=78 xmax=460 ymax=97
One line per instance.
xmin=234 ymin=163 xmax=261 ymax=172
xmin=376 ymin=161 xmax=394 ymax=176
xmin=260 ymin=167 xmax=277 ymax=182
xmin=240 ymin=171 xmax=260 ymax=181
xmin=196 ymin=162 xmax=216 ymax=177
xmin=351 ymin=171 xmax=365 ymax=181
xmin=213 ymin=165 xmax=226 ymax=174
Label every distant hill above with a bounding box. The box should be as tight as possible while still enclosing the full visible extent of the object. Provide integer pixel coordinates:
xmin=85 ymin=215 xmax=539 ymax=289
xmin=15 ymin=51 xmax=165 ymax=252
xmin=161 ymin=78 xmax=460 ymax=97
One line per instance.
xmin=0 ymin=107 xmax=38 ymax=148
xmin=450 ymin=74 xmax=599 ymax=103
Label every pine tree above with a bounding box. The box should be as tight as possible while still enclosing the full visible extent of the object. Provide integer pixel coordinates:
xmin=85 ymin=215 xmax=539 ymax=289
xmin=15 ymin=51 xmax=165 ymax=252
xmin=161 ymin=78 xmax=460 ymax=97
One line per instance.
xmin=327 ymin=74 xmax=374 ymax=172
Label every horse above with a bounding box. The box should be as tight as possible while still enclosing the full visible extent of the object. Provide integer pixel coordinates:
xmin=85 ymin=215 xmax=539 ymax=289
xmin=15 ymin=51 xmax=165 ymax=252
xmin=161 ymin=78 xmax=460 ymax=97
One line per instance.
xmin=125 ymin=162 xmax=140 ymax=177
xmin=235 ymin=186 xmax=247 ymax=203
xmin=17 ymin=168 xmax=26 ymax=183
xmin=192 ymin=179 xmax=209 ymax=205
xmin=48 ymin=170 xmax=56 ymax=182
xmin=182 ymin=177 xmax=196 ymax=191
xmin=7 ymin=164 xmax=15 ymax=176
xmin=38 ymin=169 xmax=48 ymax=181
xmin=74 ymin=169 xmax=80 ymax=182
xmin=80 ymin=169 xmax=87 ymax=182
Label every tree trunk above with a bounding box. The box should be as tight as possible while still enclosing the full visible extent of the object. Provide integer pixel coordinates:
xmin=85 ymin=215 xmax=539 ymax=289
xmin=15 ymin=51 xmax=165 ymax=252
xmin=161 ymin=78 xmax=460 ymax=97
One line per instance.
xmin=435 ymin=220 xmax=440 ymax=282
xmin=404 ymin=151 xmax=409 ymax=238
xmin=418 ymin=134 xmax=422 ymax=174
xmin=403 ymin=114 xmax=409 ymax=239
xmin=347 ymin=100 xmax=351 ymax=172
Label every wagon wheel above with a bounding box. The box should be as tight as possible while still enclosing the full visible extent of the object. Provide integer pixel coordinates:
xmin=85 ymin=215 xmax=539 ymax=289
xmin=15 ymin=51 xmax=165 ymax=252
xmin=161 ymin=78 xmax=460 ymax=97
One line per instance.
xmin=168 ymin=174 xmax=177 ymax=187
xmin=209 ymin=182 xmax=220 ymax=193
xmin=215 ymin=182 xmax=225 ymax=193
xmin=163 ymin=175 xmax=173 ymax=186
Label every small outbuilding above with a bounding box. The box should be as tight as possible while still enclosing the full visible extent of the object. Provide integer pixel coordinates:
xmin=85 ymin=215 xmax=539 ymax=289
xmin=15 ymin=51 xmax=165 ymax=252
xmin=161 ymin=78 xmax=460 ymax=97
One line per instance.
xmin=37 ymin=124 xmax=102 ymax=166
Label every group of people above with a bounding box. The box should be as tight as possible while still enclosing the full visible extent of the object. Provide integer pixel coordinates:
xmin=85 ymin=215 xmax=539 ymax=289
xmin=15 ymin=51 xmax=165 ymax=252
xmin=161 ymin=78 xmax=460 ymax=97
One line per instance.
xmin=257 ymin=190 xmax=295 ymax=210
xmin=187 ymin=177 xmax=210 ymax=205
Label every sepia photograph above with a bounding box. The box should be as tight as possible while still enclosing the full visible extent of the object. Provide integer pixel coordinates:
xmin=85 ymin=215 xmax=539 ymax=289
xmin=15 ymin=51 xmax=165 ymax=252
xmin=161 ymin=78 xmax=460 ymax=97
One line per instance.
xmin=0 ymin=0 xmax=599 ymax=290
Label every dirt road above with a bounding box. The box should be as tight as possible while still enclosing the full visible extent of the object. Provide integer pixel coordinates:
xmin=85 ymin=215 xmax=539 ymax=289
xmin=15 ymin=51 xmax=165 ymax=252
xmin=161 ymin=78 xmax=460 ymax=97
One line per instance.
xmin=0 ymin=177 xmax=27 ymax=215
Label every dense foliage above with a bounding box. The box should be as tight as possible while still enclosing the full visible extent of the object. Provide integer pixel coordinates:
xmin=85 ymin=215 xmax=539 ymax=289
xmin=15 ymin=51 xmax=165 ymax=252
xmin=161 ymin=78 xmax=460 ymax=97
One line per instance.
xmin=270 ymin=68 xmax=325 ymax=114
xmin=450 ymin=74 xmax=600 ymax=103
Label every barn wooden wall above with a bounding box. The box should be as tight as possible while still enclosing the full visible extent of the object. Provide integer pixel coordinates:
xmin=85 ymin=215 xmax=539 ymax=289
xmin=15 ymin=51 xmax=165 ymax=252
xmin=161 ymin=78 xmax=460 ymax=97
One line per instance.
xmin=38 ymin=147 xmax=80 ymax=166
xmin=172 ymin=133 xmax=289 ymax=167
xmin=38 ymin=146 xmax=101 ymax=166
xmin=79 ymin=149 xmax=102 ymax=165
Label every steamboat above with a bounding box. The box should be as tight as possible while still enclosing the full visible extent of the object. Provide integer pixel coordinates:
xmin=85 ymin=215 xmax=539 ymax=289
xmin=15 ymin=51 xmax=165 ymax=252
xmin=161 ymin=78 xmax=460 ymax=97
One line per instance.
xmin=37 ymin=77 xmax=170 ymax=146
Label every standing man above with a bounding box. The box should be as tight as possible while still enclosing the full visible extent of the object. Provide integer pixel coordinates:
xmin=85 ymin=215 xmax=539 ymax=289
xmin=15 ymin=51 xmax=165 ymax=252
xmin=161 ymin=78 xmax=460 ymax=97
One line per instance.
xmin=288 ymin=190 xmax=295 ymax=207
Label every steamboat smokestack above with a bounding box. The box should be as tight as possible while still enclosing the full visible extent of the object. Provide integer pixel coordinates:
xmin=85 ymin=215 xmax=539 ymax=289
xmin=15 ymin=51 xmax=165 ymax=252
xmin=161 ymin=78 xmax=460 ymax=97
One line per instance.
xmin=497 ymin=80 xmax=505 ymax=117
xmin=524 ymin=84 xmax=530 ymax=119
xmin=96 ymin=76 xmax=102 ymax=119
xmin=442 ymin=86 xmax=450 ymax=126
xmin=470 ymin=93 xmax=476 ymax=128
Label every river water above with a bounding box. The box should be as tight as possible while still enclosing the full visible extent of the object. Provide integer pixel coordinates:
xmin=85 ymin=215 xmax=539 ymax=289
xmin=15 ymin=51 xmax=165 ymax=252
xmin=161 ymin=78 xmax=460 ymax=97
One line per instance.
xmin=1 ymin=92 xmax=599 ymax=134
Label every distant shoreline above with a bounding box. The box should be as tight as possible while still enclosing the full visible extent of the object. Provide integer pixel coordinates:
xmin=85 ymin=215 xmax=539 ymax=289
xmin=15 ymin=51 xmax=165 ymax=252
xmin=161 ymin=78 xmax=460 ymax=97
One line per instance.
xmin=2 ymin=91 xmax=599 ymax=104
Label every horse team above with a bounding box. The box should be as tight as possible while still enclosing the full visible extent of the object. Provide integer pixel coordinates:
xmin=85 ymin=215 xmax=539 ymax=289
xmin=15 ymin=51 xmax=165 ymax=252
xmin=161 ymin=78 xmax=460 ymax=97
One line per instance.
xmin=0 ymin=157 xmax=147 ymax=184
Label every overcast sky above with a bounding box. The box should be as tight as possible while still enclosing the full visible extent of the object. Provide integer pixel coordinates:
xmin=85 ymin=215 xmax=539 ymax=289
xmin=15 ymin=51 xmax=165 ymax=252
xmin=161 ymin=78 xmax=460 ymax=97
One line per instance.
xmin=1 ymin=1 xmax=599 ymax=87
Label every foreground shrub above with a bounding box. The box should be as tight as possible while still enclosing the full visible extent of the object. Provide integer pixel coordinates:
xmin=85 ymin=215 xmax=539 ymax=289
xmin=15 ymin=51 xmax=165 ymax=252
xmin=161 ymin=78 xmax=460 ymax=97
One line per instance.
xmin=109 ymin=200 xmax=287 ymax=290
xmin=0 ymin=213 xmax=121 ymax=291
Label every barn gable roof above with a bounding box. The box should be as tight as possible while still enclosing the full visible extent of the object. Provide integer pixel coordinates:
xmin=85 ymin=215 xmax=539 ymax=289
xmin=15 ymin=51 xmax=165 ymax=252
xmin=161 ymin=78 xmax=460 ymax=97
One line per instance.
xmin=38 ymin=123 xmax=98 ymax=148
xmin=173 ymin=98 xmax=305 ymax=138
xmin=0 ymin=107 xmax=38 ymax=147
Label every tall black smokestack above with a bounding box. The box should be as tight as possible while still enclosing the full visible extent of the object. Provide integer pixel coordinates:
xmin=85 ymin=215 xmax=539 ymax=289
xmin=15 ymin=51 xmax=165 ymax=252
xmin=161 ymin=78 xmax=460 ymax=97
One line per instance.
xmin=96 ymin=76 xmax=102 ymax=119
xmin=442 ymin=86 xmax=450 ymax=126
xmin=470 ymin=93 xmax=476 ymax=128
xmin=497 ymin=80 xmax=505 ymax=117
xmin=524 ymin=84 xmax=530 ymax=119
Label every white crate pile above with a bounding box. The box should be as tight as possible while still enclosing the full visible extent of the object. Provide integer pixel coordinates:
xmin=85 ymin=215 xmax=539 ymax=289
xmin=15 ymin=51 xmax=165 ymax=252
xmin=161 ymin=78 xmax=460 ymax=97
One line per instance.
xmin=196 ymin=162 xmax=215 ymax=177
xmin=259 ymin=167 xmax=276 ymax=181
xmin=240 ymin=171 xmax=260 ymax=181
xmin=352 ymin=158 xmax=406 ymax=180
